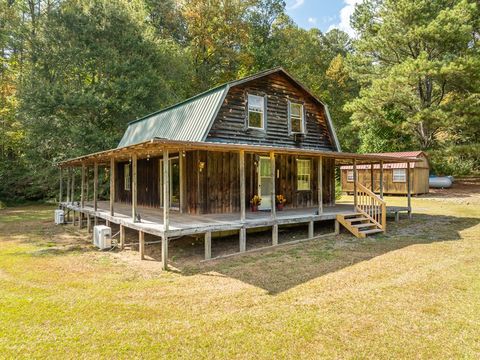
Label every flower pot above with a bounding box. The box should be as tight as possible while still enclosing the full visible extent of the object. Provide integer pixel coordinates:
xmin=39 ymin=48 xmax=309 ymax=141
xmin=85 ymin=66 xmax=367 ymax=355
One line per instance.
xmin=277 ymin=203 xmax=284 ymax=211
xmin=251 ymin=205 xmax=258 ymax=212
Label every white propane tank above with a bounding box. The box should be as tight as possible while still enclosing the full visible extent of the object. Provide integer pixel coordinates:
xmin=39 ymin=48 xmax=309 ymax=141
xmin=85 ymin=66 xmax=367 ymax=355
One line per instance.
xmin=429 ymin=176 xmax=452 ymax=189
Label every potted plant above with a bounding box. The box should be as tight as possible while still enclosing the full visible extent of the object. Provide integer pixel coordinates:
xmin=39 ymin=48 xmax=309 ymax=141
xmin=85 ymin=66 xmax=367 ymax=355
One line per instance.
xmin=276 ymin=195 xmax=287 ymax=211
xmin=250 ymin=195 xmax=262 ymax=212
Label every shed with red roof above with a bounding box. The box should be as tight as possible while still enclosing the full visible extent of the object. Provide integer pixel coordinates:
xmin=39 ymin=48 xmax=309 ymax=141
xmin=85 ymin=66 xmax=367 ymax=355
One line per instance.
xmin=340 ymin=151 xmax=429 ymax=195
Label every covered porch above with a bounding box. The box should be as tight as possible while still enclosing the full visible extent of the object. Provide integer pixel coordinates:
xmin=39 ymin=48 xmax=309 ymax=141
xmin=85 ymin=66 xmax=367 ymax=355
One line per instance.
xmin=58 ymin=139 xmax=419 ymax=269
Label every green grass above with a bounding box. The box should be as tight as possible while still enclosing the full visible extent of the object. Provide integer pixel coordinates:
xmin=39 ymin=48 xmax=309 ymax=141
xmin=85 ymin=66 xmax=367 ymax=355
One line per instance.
xmin=0 ymin=197 xmax=479 ymax=359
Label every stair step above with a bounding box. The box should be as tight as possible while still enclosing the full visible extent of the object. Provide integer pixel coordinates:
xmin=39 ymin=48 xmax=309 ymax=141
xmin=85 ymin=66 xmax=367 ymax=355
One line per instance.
xmin=360 ymin=228 xmax=384 ymax=235
xmin=343 ymin=213 xmax=363 ymax=218
xmin=346 ymin=217 xmax=370 ymax=223
xmin=352 ymin=223 xmax=376 ymax=228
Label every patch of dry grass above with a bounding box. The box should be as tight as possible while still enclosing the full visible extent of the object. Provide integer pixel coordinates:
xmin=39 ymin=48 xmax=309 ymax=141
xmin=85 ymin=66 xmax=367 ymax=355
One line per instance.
xmin=0 ymin=198 xmax=479 ymax=359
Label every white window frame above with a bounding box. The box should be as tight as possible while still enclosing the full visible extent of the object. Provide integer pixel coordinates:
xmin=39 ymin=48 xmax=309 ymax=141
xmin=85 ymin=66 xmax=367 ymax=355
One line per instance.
xmin=289 ymin=101 xmax=305 ymax=134
xmin=393 ymin=169 xmax=406 ymax=183
xmin=124 ymin=164 xmax=131 ymax=191
xmin=347 ymin=170 xmax=354 ymax=182
xmin=296 ymin=159 xmax=311 ymax=191
xmin=247 ymin=93 xmax=265 ymax=130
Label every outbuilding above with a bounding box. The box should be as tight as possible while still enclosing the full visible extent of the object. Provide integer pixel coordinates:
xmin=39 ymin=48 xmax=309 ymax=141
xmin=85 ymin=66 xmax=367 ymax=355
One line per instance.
xmin=341 ymin=151 xmax=429 ymax=195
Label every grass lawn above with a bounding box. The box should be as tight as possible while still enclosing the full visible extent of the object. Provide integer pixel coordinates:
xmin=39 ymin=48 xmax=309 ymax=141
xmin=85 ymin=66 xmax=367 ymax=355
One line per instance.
xmin=0 ymin=192 xmax=479 ymax=359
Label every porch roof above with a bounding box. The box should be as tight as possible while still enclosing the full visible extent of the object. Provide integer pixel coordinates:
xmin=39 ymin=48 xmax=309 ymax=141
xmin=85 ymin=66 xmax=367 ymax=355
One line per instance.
xmin=58 ymin=138 xmax=423 ymax=167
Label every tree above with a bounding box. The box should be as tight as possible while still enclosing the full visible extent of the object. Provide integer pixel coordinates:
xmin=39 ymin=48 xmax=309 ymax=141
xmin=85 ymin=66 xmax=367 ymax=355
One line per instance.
xmin=181 ymin=0 xmax=252 ymax=90
xmin=346 ymin=0 xmax=480 ymax=151
xmin=13 ymin=0 xmax=192 ymax=200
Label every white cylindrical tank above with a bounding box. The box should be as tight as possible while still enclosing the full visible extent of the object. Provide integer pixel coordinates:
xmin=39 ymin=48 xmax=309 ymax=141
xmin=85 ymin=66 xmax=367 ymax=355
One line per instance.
xmin=429 ymin=176 xmax=452 ymax=189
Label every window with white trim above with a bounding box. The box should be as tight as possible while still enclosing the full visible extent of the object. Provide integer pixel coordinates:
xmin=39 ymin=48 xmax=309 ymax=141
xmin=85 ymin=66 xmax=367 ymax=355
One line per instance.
xmin=347 ymin=170 xmax=354 ymax=182
xmin=289 ymin=102 xmax=305 ymax=134
xmin=247 ymin=94 xmax=265 ymax=129
xmin=297 ymin=159 xmax=311 ymax=190
xmin=124 ymin=164 xmax=131 ymax=191
xmin=393 ymin=169 xmax=406 ymax=182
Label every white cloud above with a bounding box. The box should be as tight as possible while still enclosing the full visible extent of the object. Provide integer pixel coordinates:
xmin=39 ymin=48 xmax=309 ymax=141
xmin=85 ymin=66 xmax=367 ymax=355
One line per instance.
xmin=307 ymin=17 xmax=317 ymax=25
xmin=287 ymin=0 xmax=304 ymax=10
xmin=327 ymin=0 xmax=363 ymax=37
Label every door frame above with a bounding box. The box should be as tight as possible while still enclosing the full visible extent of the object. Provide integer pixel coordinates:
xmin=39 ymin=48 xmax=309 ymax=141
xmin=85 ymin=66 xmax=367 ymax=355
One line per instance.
xmin=159 ymin=156 xmax=180 ymax=210
xmin=258 ymin=156 xmax=272 ymax=210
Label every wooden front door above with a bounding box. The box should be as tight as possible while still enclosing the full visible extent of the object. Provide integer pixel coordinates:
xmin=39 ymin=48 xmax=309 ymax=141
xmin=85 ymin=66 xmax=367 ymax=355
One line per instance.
xmin=258 ymin=157 xmax=272 ymax=210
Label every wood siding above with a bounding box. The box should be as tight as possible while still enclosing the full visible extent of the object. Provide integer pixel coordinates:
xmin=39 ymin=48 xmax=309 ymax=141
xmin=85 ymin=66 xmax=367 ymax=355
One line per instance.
xmin=207 ymin=72 xmax=335 ymax=151
xmin=114 ymin=150 xmax=336 ymax=214
xmin=115 ymin=157 xmax=161 ymax=207
xmin=341 ymin=168 xmax=429 ymax=195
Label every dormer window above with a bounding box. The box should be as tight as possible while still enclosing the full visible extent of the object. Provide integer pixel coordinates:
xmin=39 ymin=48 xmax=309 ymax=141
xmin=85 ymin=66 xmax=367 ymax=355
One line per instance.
xmin=247 ymin=94 xmax=265 ymax=129
xmin=289 ymin=101 xmax=305 ymax=134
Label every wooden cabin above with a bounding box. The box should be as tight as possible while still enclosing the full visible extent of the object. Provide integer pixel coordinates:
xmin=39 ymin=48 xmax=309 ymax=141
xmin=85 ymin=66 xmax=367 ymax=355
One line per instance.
xmin=340 ymin=152 xmax=429 ymax=195
xmin=58 ymin=68 xmax=419 ymax=269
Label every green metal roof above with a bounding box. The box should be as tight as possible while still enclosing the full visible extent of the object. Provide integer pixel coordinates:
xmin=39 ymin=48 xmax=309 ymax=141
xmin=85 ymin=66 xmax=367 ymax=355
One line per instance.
xmin=117 ymin=84 xmax=229 ymax=148
xmin=117 ymin=67 xmax=341 ymax=151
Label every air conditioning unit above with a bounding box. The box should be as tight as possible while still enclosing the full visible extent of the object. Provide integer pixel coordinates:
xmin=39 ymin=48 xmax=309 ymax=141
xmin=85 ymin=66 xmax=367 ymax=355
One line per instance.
xmin=93 ymin=225 xmax=112 ymax=250
xmin=54 ymin=209 xmax=65 ymax=225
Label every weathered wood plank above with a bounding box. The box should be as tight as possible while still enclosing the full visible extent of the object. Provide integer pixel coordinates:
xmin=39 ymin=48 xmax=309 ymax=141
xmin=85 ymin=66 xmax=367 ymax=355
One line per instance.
xmin=110 ymin=158 xmax=115 ymax=216
xmin=139 ymin=230 xmax=145 ymax=260
xmin=131 ymin=154 xmax=137 ymax=221
xmin=239 ymin=150 xmax=246 ymax=222
xmin=205 ymin=231 xmax=212 ymax=260
xmin=93 ymin=162 xmax=98 ymax=211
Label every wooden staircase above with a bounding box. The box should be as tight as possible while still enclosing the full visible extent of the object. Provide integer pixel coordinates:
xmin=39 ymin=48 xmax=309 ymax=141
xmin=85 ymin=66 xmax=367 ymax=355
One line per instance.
xmin=337 ymin=182 xmax=387 ymax=238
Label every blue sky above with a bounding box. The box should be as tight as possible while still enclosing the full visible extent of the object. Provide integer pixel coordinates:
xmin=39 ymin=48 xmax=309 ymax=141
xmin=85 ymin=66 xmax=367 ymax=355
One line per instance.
xmin=285 ymin=0 xmax=362 ymax=36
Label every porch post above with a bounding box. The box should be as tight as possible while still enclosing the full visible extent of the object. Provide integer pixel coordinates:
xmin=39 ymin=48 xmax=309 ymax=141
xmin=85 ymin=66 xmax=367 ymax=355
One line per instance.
xmin=353 ymin=159 xmax=358 ymax=209
xmin=59 ymin=167 xmax=63 ymax=204
xmin=162 ymin=148 xmax=169 ymax=270
xmin=139 ymin=231 xmax=145 ymax=260
xmin=407 ymin=161 xmax=412 ymax=219
xmin=81 ymin=162 xmax=86 ymax=208
xmin=93 ymin=162 xmax=98 ymax=212
xmin=85 ymin=166 xmax=89 ymax=204
xmin=370 ymin=164 xmax=374 ymax=192
xmin=131 ymin=154 xmax=137 ymax=221
xmin=317 ymin=156 xmax=323 ymax=214
xmin=239 ymin=150 xmax=246 ymax=222
xmin=205 ymin=231 xmax=211 ymax=260
xmin=71 ymin=168 xmax=75 ymax=203
xmin=119 ymin=225 xmax=125 ymax=249
xmin=379 ymin=161 xmax=384 ymax=199
xmin=110 ymin=157 xmax=115 ymax=216
xmin=270 ymin=151 xmax=277 ymax=247
xmin=66 ymin=167 xmax=71 ymax=203
xmin=270 ymin=151 xmax=276 ymax=219
xmin=179 ymin=150 xmax=185 ymax=213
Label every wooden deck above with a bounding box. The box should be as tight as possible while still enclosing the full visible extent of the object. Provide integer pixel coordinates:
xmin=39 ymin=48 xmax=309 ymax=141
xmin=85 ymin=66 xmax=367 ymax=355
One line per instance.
xmin=61 ymin=201 xmax=356 ymax=238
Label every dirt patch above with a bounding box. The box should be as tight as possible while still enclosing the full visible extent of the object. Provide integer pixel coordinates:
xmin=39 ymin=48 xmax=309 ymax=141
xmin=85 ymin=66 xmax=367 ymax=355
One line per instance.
xmin=418 ymin=177 xmax=480 ymax=205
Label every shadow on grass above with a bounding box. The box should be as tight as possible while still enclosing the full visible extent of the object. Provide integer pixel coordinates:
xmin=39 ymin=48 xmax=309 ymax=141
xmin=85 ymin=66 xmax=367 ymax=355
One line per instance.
xmin=161 ymin=213 xmax=479 ymax=294
xmin=2 ymin=205 xmax=478 ymax=295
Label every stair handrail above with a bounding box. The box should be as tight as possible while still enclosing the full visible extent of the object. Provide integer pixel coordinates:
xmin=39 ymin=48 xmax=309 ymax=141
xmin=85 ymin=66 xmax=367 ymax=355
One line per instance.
xmin=355 ymin=182 xmax=387 ymax=231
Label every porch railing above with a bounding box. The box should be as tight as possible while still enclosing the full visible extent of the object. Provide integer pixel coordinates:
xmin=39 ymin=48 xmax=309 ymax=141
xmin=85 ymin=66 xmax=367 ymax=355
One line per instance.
xmin=355 ymin=182 xmax=387 ymax=231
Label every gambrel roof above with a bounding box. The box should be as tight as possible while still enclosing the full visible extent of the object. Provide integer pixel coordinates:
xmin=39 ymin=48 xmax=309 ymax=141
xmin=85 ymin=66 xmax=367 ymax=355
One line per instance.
xmin=117 ymin=67 xmax=341 ymax=151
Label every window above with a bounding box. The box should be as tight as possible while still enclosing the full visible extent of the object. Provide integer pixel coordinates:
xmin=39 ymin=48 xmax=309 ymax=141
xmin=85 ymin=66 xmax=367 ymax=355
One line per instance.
xmin=297 ymin=159 xmax=311 ymax=191
xmin=393 ymin=169 xmax=406 ymax=182
xmin=347 ymin=170 xmax=354 ymax=182
xmin=124 ymin=164 xmax=131 ymax=191
xmin=247 ymin=94 xmax=265 ymax=129
xmin=289 ymin=102 xmax=305 ymax=134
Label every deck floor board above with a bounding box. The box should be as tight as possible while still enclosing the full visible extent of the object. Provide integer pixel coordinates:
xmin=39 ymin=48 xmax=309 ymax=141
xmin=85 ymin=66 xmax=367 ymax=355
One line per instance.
xmin=62 ymin=201 xmax=356 ymax=237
